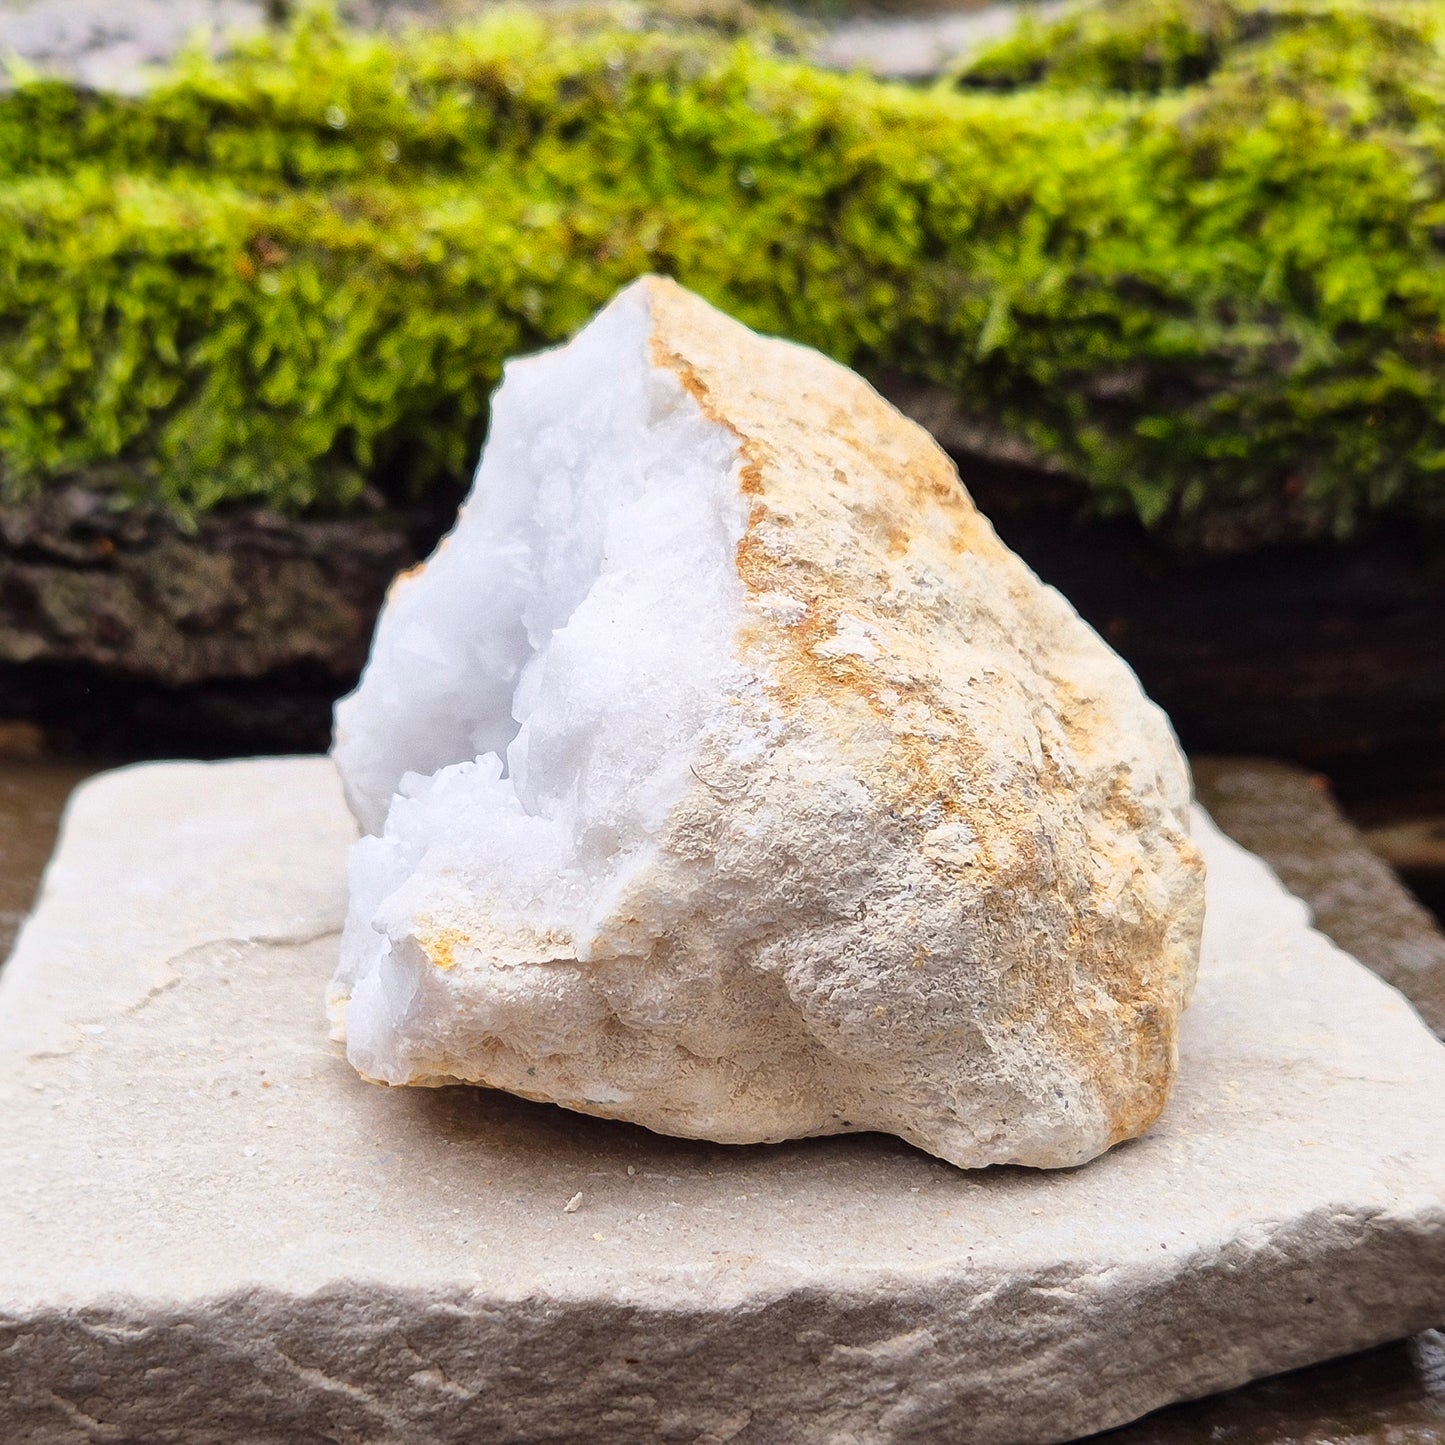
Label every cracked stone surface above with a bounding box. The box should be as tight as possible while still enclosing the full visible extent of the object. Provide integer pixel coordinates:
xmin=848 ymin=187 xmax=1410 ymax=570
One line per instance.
xmin=0 ymin=757 xmax=1443 ymax=1444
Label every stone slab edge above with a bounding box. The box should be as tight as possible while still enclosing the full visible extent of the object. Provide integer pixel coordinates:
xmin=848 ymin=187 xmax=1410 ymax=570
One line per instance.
xmin=3 ymin=1208 xmax=1442 ymax=1445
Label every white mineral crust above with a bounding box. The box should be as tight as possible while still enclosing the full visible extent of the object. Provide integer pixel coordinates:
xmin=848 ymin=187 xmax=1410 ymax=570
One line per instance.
xmin=330 ymin=277 xmax=1206 ymax=1169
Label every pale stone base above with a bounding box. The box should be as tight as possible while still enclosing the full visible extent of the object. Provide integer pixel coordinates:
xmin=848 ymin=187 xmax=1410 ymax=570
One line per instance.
xmin=1 ymin=759 xmax=1441 ymax=1444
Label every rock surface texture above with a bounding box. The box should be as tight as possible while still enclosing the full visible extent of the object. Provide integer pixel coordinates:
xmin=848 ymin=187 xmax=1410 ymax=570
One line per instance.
xmin=331 ymin=277 xmax=1206 ymax=1171
xmin=0 ymin=759 xmax=1442 ymax=1444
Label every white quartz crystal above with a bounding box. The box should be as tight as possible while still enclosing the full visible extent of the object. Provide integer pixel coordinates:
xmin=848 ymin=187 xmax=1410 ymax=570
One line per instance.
xmin=331 ymin=277 xmax=1205 ymax=1169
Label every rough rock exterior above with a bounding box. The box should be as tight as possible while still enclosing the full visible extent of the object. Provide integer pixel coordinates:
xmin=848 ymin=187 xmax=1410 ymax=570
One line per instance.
xmin=0 ymin=760 xmax=1442 ymax=1445
xmin=332 ymin=277 xmax=1205 ymax=1170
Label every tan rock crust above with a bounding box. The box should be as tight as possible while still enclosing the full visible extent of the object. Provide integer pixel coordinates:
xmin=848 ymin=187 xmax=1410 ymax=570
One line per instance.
xmin=649 ymin=279 xmax=1204 ymax=1154
xmin=332 ymin=277 xmax=1206 ymax=1169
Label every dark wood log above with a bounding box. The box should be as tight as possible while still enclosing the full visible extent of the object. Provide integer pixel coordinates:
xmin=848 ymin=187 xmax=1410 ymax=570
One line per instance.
xmin=1 ymin=457 xmax=1442 ymax=814
xmin=0 ymin=482 xmax=445 ymax=756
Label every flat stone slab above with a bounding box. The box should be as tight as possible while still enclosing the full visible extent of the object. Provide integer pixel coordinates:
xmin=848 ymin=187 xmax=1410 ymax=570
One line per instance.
xmin=1 ymin=760 xmax=1442 ymax=1445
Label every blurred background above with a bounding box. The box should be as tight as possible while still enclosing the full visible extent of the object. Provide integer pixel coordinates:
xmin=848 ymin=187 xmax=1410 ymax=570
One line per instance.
xmin=0 ymin=0 xmax=1442 ymax=1435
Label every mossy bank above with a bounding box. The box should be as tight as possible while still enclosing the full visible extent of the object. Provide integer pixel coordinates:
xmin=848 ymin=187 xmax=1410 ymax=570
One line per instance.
xmin=5 ymin=0 xmax=1445 ymax=543
xmin=4 ymin=0 xmax=1445 ymax=787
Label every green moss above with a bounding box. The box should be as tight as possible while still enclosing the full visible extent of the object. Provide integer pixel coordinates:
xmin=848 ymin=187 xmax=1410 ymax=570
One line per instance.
xmin=2 ymin=1 xmax=1445 ymax=538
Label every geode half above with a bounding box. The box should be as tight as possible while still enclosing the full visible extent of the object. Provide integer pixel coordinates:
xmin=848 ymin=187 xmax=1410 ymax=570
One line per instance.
xmin=330 ymin=277 xmax=1205 ymax=1169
